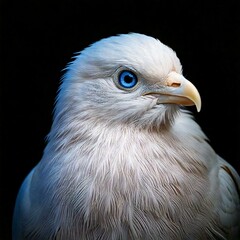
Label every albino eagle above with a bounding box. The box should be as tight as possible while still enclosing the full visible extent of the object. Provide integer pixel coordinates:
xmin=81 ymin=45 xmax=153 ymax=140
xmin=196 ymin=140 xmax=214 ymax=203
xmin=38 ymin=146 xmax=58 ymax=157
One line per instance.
xmin=13 ymin=33 xmax=240 ymax=240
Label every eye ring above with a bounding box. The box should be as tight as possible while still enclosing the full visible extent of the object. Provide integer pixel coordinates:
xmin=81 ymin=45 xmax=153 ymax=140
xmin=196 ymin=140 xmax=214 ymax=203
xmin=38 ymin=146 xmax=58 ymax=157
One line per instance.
xmin=118 ymin=70 xmax=138 ymax=89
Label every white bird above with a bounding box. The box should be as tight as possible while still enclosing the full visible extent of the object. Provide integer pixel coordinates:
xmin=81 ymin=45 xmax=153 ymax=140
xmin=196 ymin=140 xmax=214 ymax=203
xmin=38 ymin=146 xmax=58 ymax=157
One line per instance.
xmin=12 ymin=33 xmax=240 ymax=240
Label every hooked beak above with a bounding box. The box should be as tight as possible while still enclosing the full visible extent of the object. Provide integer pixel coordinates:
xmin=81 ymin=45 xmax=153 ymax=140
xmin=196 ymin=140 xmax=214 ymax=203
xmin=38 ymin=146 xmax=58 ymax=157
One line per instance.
xmin=145 ymin=72 xmax=202 ymax=112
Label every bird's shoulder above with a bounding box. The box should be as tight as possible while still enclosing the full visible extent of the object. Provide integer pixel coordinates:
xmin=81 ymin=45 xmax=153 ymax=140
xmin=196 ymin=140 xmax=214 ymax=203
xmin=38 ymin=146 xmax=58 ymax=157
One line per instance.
xmin=216 ymin=156 xmax=240 ymax=238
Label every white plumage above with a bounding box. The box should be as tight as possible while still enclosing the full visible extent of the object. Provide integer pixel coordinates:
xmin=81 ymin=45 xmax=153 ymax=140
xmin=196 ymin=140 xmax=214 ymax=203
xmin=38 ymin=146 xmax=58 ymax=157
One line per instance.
xmin=13 ymin=33 xmax=240 ymax=239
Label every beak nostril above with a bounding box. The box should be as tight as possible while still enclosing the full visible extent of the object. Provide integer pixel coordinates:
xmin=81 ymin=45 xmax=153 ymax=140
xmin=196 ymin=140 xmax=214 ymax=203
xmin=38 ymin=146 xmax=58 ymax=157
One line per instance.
xmin=170 ymin=82 xmax=181 ymax=88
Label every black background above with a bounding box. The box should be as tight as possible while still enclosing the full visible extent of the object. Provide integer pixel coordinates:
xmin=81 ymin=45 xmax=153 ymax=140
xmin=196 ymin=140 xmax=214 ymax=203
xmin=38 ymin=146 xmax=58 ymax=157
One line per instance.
xmin=1 ymin=0 xmax=239 ymax=239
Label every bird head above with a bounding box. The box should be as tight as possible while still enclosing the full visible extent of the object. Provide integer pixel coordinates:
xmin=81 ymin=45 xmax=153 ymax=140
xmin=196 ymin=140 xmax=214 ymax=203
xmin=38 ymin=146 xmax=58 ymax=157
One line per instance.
xmin=54 ymin=33 xmax=201 ymax=130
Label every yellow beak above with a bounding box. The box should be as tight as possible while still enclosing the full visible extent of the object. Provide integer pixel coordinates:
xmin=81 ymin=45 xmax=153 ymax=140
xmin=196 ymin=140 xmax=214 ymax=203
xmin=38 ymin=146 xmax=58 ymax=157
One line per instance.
xmin=155 ymin=72 xmax=202 ymax=112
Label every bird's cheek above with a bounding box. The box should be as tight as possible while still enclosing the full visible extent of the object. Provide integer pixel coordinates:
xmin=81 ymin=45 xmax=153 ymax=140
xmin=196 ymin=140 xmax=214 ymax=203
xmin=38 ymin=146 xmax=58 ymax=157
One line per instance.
xmin=139 ymin=95 xmax=158 ymax=108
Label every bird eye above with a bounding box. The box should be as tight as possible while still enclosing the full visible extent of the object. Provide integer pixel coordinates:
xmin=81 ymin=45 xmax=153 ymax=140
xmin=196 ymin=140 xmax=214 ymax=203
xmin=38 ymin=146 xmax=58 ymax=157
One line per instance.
xmin=118 ymin=70 xmax=138 ymax=89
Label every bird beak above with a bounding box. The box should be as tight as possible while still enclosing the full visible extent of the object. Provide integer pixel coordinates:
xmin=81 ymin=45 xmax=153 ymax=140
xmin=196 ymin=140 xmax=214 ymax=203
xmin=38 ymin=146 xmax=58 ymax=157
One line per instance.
xmin=145 ymin=72 xmax=202 ymax=112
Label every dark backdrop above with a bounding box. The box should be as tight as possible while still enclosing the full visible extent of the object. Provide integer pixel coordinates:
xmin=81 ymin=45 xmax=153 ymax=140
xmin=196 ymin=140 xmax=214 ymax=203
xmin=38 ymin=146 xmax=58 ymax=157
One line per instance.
xmin=1 ymin=0 xmax=239 ymax=239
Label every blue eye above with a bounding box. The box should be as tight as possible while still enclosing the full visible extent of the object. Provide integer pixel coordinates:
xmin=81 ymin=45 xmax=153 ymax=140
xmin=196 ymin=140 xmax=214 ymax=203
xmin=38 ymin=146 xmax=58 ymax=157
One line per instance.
xmin=118 ymin=70 xmax=138 ymax=89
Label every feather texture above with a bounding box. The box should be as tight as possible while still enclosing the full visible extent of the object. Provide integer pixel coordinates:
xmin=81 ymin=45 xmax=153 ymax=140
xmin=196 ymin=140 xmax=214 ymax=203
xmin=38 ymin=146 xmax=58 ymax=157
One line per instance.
xmin=13 ymin=33 xmax=240 ymax=240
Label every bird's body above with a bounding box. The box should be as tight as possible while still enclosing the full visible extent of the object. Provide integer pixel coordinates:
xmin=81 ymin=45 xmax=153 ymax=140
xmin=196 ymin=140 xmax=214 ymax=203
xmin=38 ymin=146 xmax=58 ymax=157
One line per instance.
xmin=13 ymin=33 xmax=240 ymax=240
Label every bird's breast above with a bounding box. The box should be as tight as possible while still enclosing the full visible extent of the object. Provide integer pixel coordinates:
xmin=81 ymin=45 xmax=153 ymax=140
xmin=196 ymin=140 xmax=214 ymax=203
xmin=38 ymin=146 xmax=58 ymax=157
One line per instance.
xmin=56 ymin=126 xmax=210 ymax=219
xmin=41 ymin=120 xmax=219 ymax=238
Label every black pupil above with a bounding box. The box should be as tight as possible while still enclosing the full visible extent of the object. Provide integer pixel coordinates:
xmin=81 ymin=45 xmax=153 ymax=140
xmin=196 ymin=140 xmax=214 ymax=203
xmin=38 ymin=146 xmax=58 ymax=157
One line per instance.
xmin=124 ymin=75 xmax=133 ymax=83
